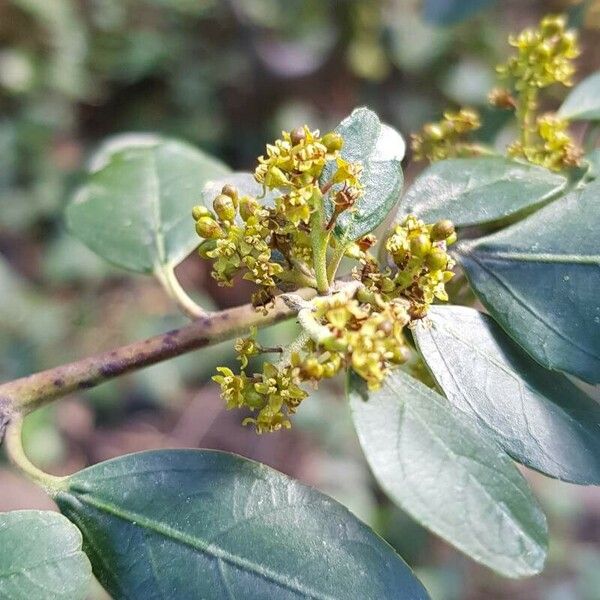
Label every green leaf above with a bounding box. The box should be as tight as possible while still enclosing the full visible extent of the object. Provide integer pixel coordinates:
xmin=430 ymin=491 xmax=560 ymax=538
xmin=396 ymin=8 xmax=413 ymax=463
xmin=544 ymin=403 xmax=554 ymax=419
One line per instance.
xmin=559 ymin=70 xmax=600 ymax=121
xmin=200 ymin=171 xmax=280 ymax=210
xmin=423 ymin=0 xmax=497 ymax=25
xmin=56 ymin=449 xmax=429 ymax=600
xmin=0 ymin=510 xmax=91 ymax=600
xmin=398 ymin=157 xmax=567 ymax=228
xmin=413 ymin=305 xmax=600 ymax=484
xmin=323 ymin=108 xmax=404 ymax=241
xmin=66 ymin=134 xmax=229 ymax=274
xmin=349 ymin=370 xmax=548 ymax=578
xmin=456 ymin=180 xmax=600 ymax=383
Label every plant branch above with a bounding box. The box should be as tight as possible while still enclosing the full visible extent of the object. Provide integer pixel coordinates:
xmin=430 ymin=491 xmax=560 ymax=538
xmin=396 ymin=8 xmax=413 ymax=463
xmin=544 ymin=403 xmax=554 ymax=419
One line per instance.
xmin=155 ymin=263 xmax=208 ymax=320
xmin=0 ymin=288 xmax=317 ymax=421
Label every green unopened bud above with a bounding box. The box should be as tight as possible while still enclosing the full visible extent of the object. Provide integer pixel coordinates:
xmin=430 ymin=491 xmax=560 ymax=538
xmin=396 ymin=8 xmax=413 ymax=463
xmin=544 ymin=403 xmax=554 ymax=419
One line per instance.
xmin=290 ymin=126 xmax=306 ymax=146
xmin=213 ymin=194 xmax=236 ymax=222
xmin=195 ymin=216 xmax=223 ymax=239
xmin=389 ymin=345 xmax=410 ymax=365
xmin=221 ymin=184 xmax=239 ymax=208
xmin=423 ymin=123 xmax=444 ymax=141
xmin=321 ymin=132 xmax=343 ymax=153
xmin=192 ymin=205 xmax=211 ymax=220
xmin=301 ymin=357 xmax=324 ymax=380
xmin=410 ymin=234 xmax=431 ymax=258
xmin=198 ymin=238 xmax=217 ymax=258
xmin=426 ymin=248 xmax=448 ymax=271
xmin=446 ymin=232 xmax=457 ymax=246
xmin=239 ymin=195 xmax=259 ymax=221
xmin=431 ymin=219 xmax=455 ymax=241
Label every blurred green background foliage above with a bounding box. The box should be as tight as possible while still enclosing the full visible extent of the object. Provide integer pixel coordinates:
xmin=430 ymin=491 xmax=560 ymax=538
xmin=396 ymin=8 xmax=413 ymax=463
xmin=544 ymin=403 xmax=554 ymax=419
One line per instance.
xmin=1 ymin=1 xmax=599 ymax=598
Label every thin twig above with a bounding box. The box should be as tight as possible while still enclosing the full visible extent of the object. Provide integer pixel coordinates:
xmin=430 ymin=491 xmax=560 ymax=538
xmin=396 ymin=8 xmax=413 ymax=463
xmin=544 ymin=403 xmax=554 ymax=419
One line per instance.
xmin=0 ymin=288 xmax=318 ymax=419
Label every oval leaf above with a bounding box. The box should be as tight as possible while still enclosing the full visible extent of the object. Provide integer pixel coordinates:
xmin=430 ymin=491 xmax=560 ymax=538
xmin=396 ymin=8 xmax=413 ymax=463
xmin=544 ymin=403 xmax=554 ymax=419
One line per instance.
xmin=66 ymin=135 xmax=229 ymax=273
xmin=55 ymin=449 xmax=429 ymax=600
xmin=423 ymin=0 xmax=497 ymax=25
xmin=349 ymin=370 xmax=548 ymax=578
xmin=323 ymin=108 xmax=404 ymax=241
xmin=0 ymin=510 xmax=91 ymax=600
xmin=398 ymin=157 xmax=567 ymax=228
xmin=559 ymin=70 xmax=600 ymax=121
xmin=456 ymin=180 xmax=600 ymax=383
xmin=414 ymin=305 xmax=600 ymax=484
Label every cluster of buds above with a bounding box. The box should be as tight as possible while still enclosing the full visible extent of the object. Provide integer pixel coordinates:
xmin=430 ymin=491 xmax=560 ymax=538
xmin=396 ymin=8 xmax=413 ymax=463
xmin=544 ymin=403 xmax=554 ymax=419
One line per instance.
xmin=193 ymin=126 xmax=364 ymax=309
xmin=411 ymin=108 xmax=482 ymax=162
xmin=374 ymin=216 xmax=457 ymax=319
xmin=211 ymin=213 xmax=457 ymax=433
xmin=192 ymin=185 xmax=283 ymax=307
xmin=199 ymin=123 xmax=458 ymax=433
xmin=314 ymin=296 xmax=411 ymax=390
xmin=508 ymin=113 xmax=583 ymax=171
xmin=494 ymin=14 xmax=582 ymax=171
xmin=497 ymin=14 xmax=579 ymax=90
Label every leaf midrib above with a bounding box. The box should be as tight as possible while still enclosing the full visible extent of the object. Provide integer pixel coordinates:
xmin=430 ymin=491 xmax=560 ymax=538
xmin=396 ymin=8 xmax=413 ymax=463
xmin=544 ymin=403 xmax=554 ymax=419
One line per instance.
xmin=382 ymin=376 xmax=546 ymax=563
xmin=458 ymin=250 xmax=600 ymax=362
xmin=66 ymin=491 xmax=336 ymax=600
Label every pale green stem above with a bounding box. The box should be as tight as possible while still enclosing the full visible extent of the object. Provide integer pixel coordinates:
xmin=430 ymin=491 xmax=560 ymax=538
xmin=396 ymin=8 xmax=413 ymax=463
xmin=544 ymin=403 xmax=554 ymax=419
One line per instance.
xmin=278 ymin=330 xmax=311 ymax=368
xmin=155 ymin=263 xmax=208 ymax=320
xmin=4 ymin=416 xmax=66 ymax=493
xmin=310 ymin=206 xmax=330 ymax=294
xmin=327 ymin=240 xmax=350 ymax=284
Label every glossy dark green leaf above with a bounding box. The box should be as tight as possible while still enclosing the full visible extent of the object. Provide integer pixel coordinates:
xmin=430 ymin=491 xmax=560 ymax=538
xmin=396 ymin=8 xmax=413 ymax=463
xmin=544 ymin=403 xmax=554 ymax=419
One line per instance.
xmin=559 ymin=70 xmax=600 ymax=121
xmin=423 ymin=0 xmax=497 ymax=25
xmin=0 ymin=510 xmax=91 ymax=600
xmin=414 ymin=305 xmax=600 ymax=484
xmin=456 ymin=180 xmax=600 ymax=383
xmin=56 ymin=449 xmax=429 ymax=600
xmin=398 ymin=157 xmax=567 ymax=228
xmin=66 ymin=134 xmax=229 ymax=273
xmin=323 ymin=108 xmax=404 ymax=241
xmin=349 ymin=370 xmax=548 ymax=578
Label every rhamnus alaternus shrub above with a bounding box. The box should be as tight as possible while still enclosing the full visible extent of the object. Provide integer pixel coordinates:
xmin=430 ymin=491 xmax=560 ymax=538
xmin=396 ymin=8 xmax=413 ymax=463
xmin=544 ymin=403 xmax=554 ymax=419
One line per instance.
xmin=0 ymin=13 xmax=599 ymax=600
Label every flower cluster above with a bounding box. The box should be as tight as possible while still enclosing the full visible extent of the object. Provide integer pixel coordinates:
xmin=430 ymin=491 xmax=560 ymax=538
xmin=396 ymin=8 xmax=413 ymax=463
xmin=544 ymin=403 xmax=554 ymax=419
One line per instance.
xmin=413 ymin=15 xmax=582 ymax=172
xmin=497 ymin=14 xmax=579 ymax=90
xmin=509 ymin=113 xmax=582 ymax=171
xmin=410 ymin=108 xmax=482 ymax=162
xmin=495 ymin=14 xmax=582 ymax=171
xmin=315 ymin=296 xmax=411 ymax=390
xmin=199 ymin=124 xmax=457 ymax=433
xmin=356 ymin=216 xmax=457 ymax=319
xmin=192 ymin=186 xmax=283 ymax=308
xmin=193 ymin=126 xmax=364 ymax=309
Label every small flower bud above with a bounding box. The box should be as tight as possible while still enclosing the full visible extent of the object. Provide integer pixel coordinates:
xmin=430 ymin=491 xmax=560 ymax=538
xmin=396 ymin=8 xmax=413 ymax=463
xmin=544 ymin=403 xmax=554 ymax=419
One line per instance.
xmin=431 ymin=219 xmax=455 ymax=241
xmin=239 ymin=195 xmax=259 ymax=221
xmin=357 ymin=234 xmax=377 ymax=251
xmin=221 ymin=184 xmax=239 ymax=208
xmin=192 ymin=205 xmax=211 ymax=220
xmin=410 ymin=234 xmax=431 ymax=258
xmin=321 ymin=132 xmax=343 ymax=153
xmin=301 ymin=357 xmax=324 ymax=380
xmin=389 ymin=345 xmax=410 ymax=365
xmin=213 ymin=194 xmax=236 ymax=222
xmin=426 ymin=248 xmax=449 ymax=271
xmin=195 ymin=216 xmax=223 ymax=239
xmin=423 ymin=123 xmax=444 ymax=141
xmin=290 ymin=127 xmax=306 ymax=146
